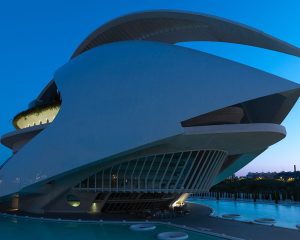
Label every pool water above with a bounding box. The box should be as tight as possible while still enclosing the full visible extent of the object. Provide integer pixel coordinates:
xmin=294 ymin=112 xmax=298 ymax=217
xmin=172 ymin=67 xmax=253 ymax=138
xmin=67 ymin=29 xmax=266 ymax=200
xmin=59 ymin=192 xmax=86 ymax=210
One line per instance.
xmin=0 ymin=215 xmax=223 ymax=240
xmin=189 ymin=197 xmax=300 ymax=229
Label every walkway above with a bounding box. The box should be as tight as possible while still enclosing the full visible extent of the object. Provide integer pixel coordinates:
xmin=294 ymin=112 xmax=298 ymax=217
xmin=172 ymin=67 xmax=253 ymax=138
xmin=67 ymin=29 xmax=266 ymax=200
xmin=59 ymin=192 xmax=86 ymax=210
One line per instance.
xmin=164 ymin=203 xmax=300 ymax=240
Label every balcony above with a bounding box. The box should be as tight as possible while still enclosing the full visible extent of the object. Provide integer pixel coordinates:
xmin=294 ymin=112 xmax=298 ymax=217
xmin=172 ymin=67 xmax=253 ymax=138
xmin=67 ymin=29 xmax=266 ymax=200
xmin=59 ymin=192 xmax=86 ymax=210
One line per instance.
xmin=13 ymin=103 xmax=60 ymax=130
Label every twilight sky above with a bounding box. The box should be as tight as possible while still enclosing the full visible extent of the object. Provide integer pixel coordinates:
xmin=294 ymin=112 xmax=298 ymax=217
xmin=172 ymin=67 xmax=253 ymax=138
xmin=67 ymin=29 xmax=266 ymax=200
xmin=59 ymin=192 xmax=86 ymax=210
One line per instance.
xmin=0 ymin=0 xmax=299 ymax=176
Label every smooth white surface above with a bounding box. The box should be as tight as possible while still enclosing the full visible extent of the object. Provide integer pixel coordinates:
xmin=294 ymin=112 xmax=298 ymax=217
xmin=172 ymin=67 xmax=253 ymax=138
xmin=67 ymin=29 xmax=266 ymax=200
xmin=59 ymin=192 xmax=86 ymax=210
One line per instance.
xmin=0 ymin=41 xmax=299 ymax=197
xmin=184 ymin=123 xmax=286 ymax=135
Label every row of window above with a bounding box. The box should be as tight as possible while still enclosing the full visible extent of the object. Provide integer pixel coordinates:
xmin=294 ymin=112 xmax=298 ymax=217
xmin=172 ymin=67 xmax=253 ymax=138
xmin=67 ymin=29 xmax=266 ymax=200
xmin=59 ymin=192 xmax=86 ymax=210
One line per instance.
xmin=74 ymin=149 xmax=227 ymax=193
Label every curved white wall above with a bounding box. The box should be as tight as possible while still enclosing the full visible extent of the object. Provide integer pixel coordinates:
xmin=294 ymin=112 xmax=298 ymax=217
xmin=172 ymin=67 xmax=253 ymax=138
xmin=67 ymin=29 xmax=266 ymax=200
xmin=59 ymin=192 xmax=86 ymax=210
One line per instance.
xmin=0 ymin=41 xmax=299 ymax=197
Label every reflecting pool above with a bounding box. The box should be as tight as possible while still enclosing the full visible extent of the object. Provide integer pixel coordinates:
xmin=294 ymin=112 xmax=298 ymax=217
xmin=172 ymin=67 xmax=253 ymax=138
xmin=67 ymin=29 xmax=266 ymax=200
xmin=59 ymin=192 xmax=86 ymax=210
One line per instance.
xmin=189 ymin=197 xmax=300 ymax=229
xmin=0 ymin=214 xmax=224 ymax=240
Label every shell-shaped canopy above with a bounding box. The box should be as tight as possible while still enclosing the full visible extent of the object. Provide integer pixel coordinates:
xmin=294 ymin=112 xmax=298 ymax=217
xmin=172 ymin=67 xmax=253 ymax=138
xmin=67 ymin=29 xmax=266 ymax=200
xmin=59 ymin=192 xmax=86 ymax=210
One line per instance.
xmin=72 ymin=10 xmax=300 ymax=59
xmin=1 ymin=41 xmax=300 ymax=197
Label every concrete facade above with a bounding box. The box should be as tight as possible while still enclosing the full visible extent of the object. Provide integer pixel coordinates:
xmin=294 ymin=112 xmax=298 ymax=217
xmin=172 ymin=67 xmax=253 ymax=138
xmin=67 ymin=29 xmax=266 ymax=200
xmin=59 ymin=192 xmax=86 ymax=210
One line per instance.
xmin=0 ymin=10 xmax=300 ymax=215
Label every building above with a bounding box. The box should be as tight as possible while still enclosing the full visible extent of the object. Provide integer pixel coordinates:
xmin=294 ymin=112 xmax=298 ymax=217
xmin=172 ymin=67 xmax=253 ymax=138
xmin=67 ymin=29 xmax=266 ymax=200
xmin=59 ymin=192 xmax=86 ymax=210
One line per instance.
xmin=0 ymin=10 xmax=300 ymax=215
xmin=246 ymin=172 xmax=277 ymax=179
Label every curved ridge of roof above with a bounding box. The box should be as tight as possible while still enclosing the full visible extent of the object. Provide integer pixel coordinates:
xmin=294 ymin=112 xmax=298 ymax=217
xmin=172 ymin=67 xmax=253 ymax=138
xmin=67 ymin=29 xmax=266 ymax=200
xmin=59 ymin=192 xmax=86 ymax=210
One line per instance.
xmin=71 ymin=10 xmax=300 ymax=59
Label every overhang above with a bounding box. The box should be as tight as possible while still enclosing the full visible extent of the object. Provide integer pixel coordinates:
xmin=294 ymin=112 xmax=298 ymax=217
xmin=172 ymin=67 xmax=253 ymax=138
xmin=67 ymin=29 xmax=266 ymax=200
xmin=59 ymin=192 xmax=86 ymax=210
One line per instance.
xmin=72 ymin=10 xmax=300 ymax=59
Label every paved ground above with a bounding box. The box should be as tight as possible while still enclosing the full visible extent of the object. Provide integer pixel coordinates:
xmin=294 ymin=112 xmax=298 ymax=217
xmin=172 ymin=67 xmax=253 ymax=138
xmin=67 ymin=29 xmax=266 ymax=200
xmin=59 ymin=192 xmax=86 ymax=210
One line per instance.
xmin=164 ymin=203 xmax=300 ymax=240
xmin=5 ymin=203 xmax=300 ymax=240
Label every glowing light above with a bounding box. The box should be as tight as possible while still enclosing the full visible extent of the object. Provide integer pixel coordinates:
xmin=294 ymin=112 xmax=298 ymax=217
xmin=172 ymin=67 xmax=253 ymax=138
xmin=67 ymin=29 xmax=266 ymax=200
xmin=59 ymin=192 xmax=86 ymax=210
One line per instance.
xmin=11 ymin=195 xmax=19 ymax=211
xmin=69 ymin=201 xmax=80 ymax=207
xmin=90 ymin=202 xmax=100 ymax=213
xmin=277 ymin=177 xmax=285 ymax=182
xmin=66 ymin=194 xmax=81 ymax=207
xmin=287 ymin=177 xmax=295 ymax=182
xmin=172 ymin=193 xmax=189 ymax=208
xmin=13 ymin=104 xmax=60 ymax=129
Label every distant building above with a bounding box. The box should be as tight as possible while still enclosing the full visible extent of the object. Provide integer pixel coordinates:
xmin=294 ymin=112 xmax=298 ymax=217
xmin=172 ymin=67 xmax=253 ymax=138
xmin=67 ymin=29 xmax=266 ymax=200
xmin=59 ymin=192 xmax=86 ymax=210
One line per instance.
xmin=246 ymin=172 xmax=277 ymax=179
xmin=226 ymin=174 xmax=237 ymax=180
xmin=274 ymin=171 xmax=300 ymax=180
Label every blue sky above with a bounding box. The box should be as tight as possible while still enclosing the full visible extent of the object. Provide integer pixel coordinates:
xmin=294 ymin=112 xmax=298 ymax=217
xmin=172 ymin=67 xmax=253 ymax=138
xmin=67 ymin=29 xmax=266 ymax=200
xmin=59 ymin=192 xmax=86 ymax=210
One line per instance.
xmin=0 ymin=0 xmax=299 ymax=176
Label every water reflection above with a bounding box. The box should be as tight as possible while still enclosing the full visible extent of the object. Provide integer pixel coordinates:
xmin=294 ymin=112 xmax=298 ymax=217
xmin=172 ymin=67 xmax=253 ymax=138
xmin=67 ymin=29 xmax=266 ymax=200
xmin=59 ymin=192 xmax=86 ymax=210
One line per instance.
xmin=189 ymin=198 xmax=300 ymax=229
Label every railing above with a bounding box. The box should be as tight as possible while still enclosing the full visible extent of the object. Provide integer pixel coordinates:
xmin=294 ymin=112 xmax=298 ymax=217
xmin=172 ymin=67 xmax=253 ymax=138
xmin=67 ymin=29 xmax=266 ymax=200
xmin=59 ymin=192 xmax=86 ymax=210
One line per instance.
xmin=191 ymin=191 xmax=300 ymax=203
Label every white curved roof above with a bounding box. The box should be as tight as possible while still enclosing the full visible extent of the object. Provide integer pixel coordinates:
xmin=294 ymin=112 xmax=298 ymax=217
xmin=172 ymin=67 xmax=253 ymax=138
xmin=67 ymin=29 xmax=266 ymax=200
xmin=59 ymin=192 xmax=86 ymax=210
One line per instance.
xmin=72 ymin=10 xmax=300 ymax=59
xmin=0 ymin=41 xmax=299 ymax=197
xmin=36 ymin=10 xmax=300 ymax=103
